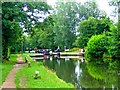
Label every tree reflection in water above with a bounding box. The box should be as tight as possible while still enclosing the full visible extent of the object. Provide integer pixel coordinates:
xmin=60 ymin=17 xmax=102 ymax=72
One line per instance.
xmin=32 ymin=56 xmax=120 ymax=89
xmin=81 ymin=58 xmax=120 ymax=89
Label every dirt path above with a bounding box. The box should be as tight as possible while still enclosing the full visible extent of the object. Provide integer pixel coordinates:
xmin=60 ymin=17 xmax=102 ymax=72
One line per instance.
xmin=0 ymin=56 xmax=25 ymax=89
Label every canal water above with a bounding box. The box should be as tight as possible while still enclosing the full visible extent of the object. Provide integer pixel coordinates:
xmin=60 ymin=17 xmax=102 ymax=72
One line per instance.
xmin=31 ymin=55 xmax=120 ymax=89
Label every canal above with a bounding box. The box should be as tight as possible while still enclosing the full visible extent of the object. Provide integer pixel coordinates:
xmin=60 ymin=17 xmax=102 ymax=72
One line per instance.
xmin=31 ymin=55 xmax=120 ymax=89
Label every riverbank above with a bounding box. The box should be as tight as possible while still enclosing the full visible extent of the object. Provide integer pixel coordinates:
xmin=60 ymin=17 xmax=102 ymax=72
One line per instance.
xmin=15 ymin=54 xmax=75 ymax=88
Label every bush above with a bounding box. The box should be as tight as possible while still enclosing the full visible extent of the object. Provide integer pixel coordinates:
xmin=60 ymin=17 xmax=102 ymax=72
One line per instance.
xmin=85 ymin=34 xmax=108 ymax=61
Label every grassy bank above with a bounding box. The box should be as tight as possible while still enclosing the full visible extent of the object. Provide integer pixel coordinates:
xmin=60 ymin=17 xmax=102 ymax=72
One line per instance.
xmin=15 ymin=54 xmax=75 ymax=88
xmin=0 ymin=54 xmax=17 ymax=85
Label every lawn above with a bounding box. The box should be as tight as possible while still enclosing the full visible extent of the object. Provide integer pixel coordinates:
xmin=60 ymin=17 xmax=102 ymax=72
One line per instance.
xmin=15 ymin=54 xmax=75 ymax=88
xmin=0 ymin=54 xmax=17 ymax=85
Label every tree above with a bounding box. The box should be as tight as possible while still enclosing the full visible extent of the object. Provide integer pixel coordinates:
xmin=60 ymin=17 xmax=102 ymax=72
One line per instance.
xmin=53 ymin=1 xmax=105 ymax=50
xmin=108 ymin=1 xmax=120 ymax=59
xmin=108 ymin=0 xmax=119 ymax=22
xmin=27 ymin=15 xmax=55 ymax=50
xmin=53 ymin=2 xmax=80 ymax=50
xmin=80 ymin=1 xmax=105 ymax=20
xmin=19 ymin=2 xmax=52 ymax=33
xmin=108 ymin=23 xmax=120 ymax=59
xmin=2 ymin=2 xmax=24 ymax=59
xmin=2 ymin=2 xmax=51 ymax=60
xmin=74 ymin=17 xmax=112 ymax=48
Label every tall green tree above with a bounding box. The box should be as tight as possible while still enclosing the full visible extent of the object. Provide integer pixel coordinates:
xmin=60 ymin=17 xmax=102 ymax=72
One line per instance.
xmin=53 ymin=1 xmax=105 ymax=50
xmin=108 ymin=23 xmax=120 ymax=59
xmin=74 ymin=17 xmax=112 ymax=48
xmin=2 ymin=2 xmax=24 ymax=59
xmin=27 ymin=15 xmax=55 ymax=50
xmin=2 ymin=2 xmax=51 ymax=60
xmin=108 ymin=1 xmax=120 ymax=59
xmin=80 ymin=1 xmax=105 ymax=19
xmin=53 ymin=2 xmax=79 ymax=50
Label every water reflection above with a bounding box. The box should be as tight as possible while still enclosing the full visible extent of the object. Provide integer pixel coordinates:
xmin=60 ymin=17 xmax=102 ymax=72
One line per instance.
xmin=43 ymin=55 xmax=46 ymax=60
xmin=50 ymin=56 xmax=53 ymax=61
xmin=75 ymin=60 xmax=81 ymax=80
xmin=86 ymin=60 xmax=120 ymax=89
xmin=31 ymin=56 xmax=120 ymax=89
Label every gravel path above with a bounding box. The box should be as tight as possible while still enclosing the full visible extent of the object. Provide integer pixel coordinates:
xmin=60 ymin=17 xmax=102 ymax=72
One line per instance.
xmin=0 ymin=56 xmax=25 ymax=89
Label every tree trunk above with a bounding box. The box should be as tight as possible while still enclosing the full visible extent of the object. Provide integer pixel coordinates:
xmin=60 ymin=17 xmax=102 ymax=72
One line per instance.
xmin=3 ymin=45 xmax=10 ymax=60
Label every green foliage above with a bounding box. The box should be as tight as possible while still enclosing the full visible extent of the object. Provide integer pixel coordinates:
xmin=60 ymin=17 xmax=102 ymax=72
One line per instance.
xmin=25 ymin=15 xmax=55 ymax=50
xmin=2 ymin=2 xmax=23 ymax=59
xmin=2 ymin=2 xmax=52 ymax=59
xmin=108 ymin=23 xmax=120 ymax=59
xmin=53 ymin=1 xmax=104 ymax=50
xmin=80 ymin=1 xmax=105 ymax=19
xmin=75 ymin=17 xmax=98 ymax=48
xmin=74 ymin=17 xmax=112 ymax=48
xmin=85 ymin=21 xmax=120 ymax=61
xmin=53 ymin=2 xmax=79 ymax=49
xmin=85 ymin=34 xmax=109 ymax=61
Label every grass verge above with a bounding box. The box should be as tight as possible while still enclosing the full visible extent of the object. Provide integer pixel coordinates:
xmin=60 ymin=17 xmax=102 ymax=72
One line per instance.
xmin=0 ymin=54 xmax=17 ymax=85
xmin=15 ymin=54 xmax=75 ymax=88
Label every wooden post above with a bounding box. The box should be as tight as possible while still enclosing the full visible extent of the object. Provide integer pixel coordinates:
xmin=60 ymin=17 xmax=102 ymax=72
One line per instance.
xmin=28 ymin=62 xmax=31 ymax=67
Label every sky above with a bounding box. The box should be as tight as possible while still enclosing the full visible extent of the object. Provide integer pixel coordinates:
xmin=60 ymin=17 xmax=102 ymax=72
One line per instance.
xmin=47 ymin=0 xmax=116 ymax=21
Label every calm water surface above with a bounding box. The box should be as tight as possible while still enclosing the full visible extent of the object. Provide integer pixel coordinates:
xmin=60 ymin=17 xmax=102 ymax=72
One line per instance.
xmin=31 ymin=55 xmax=120 ymax=89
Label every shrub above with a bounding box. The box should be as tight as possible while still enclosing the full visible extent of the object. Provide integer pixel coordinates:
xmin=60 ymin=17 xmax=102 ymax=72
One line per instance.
xmin=85 ymin=34 xmax=108 ymax=61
